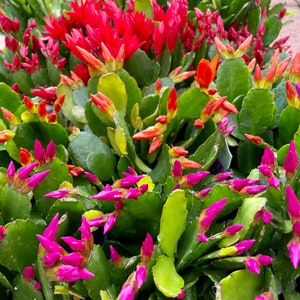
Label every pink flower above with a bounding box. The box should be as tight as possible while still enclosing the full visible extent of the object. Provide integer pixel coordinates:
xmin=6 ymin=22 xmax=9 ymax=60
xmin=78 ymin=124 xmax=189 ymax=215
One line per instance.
xmin=43 ymin=252 xmax=61 ymax=267
xmin=286 ymin=185 xmax=300 ymax=219
xmin=0 ymin=225 xmax=6 ymax=242
xmin=61 ymin=236 xmax=85 ymax=252
xmin=60 ymin=253 xmax=84 ymax=267
xmin=136 ymin=265 xmax=147 ymax=288
xmin=234 ymin=239 xmax=255 ymax=255
xmin=43 ymin=213 xmax=59 ymax=241
xmin=183 ymin=171 xmax=210 ymax=187
xmin=91 ymin=188 xmax=123 ymax=201
xmin=23 ymin=266 xmax=35 ymax=282
xmin=261 ymin=146 xmax=276 ymax=169
xmin=245 ymin=257 xmax=260 ymax=274
xmin=255 ymin=291 xmax=274 ymax=300
xmin=44 ymin=189 xmax=70 ymax=198
xmin=141 ymin=233 xmax=154 ymax=262
xmin=110 ymin=246 xmax=122 ymax=267
xmin=104 ymin=213 xmax=118 ymax=234
xmin=282 ymin=141 xmax=298 ymax=179
xmin=36 ymin=235 xmax=65 ymax=254
xmin=287 ymin=237 xmax=300 ymax=269
xmin=223 ymin=224 xmax=244 ymax=236
xmin=119 ymin=282 xmax=136 ymax=300
xmin=57 ymin=265 xmax=94 ymax=282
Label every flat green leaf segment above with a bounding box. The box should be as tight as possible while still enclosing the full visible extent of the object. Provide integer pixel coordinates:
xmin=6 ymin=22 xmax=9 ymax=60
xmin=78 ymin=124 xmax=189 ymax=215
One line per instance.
xmin=158 ymin=189 xmax=187 ymax=257
xmin=153 ymin=255 xmax=184 ymax=297
xmin=217 ymin=270 xmax=263 ymax=300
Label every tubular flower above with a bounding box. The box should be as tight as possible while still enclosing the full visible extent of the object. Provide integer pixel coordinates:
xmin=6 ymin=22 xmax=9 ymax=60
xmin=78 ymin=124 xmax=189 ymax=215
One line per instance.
xmin=90 ymin=92 xmax=116 ymax=121
xmin=218 ymin=239 xmax=256 ymax=257
xmin=0 ymin=130 xmax=15 ymax=143
xmin=244 ymin=254 xmax=273 ymax=274
xmin=110 ymin=246 xmax=123 ymax=267
xmin=1 ymin=107 xmax=19 ymax=126
xmin=244 ymin=134 xmax=265 ymax=145
xmin=282 ymin=140 xmax=298 ymax=180
xmin=167 ymin=87 xmax=178 ymax=121
xmin=197 ymin=198 xmax=227 ymax=242
xmin=195 ymin=54 xmax=218 ymax=89
xmin=288 ymin=52 xmax=300 ymax=82
xmin=285 ymin=81 xmax=300 ymax=109
xmin=287 ymin=237 xmax=300 ymax=269
xmin=19 ymin=147 xmax=33 ymax=166
xmin=169 ymin=66 xmax=196 ymax=83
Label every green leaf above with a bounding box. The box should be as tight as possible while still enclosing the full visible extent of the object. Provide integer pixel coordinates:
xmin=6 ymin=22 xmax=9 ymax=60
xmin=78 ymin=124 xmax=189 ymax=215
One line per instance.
xmin=189 ymin=131 xmax=223 ymax=170
xmin=134 ymin=0 xmax=153 ymax=18
xmin=85 ymin=101 xmax=107 ymax=136
xmin=14 ymin=123 xmax=41 ymax=150
xmin=37 ymin=122 xmax=69 ymax=147
xmin=219 ymin=197 xmax=267 ymax=247
xmin=12 ymin=276 xmax=44 ymax=300
xmin=0 ymin=184 xmax=32 ymax=223
xmin=239 ymin=88 xmax=275 ymax=135
xmin=84 ymin=245 xmax=111 ymax=300
xmin=278 ymin=106 xmax=300 ymax=145
xmin=217 ymin=270 xmax=263 ymax=300
xmin=87 ymin=152 xmax=116 ymax=182
xmin=176 ymin=88 xmax=209 ymax=121
xmin=263 ymin=15 xmax=282 ymax=46
xmin=97 ymin=73 xmax=128 ymax=117
xmin=0 ymin=219 xmax=44 ymax=272
xmin=153 ymin=255 xmax=184 ymax=298
xmin=158 ymin=189 xmax=187 ymax=258
xmin=149 ymin=144 xmax=172 ymax=183
xmin=216 ymin=58 xmax=250 ymax=103
xmin=34 ymin=159 xmax=73 ymax=216
xmin=0 ymin=82 xmax=21 ymax=124
xmin=124 ymin=49 xmax=160 ymax=86
xmin=0 ymin=270 xmax=13 ymax=291
xmin=68 ymin=131 xmax=116 ymax=179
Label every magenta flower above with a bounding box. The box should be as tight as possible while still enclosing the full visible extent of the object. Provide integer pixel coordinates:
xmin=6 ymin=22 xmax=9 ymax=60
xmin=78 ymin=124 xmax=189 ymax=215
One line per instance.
xmin=240 ymin=185 xmax=267 ymax=195
xmin=141 ymin=233 xmax=154 ymax=261
xmin=57 ymin=265 xmax=94 ymax=282
xmin=198 ymin=198 xmax=227 ymax=235
xmin=197 ymin=233 xmax=209 ymax=243
xmin=172 ymin=159 xmax=183 ymax=178
xmin=43 ymin=189 xmax=70 ymax=198
xmin=43 ymin=252 xmax=61 ymax=267
xmin=234 ymin=239 xmax=256 ymax=255
xmin=110 ymin=246 xmax=122 ymax=267
xmin=43 ymin=213 xmax=59 ymax=241
xmin=213 ymin=171 xmax=233 ymax=182
xmin=255 ymin=291 xmax=274 ymax=300
xmin=17 ymin=162 xmax=38 ymax=180
xmin=245 ymin=257 xmax=260 ymax=274
xmin=36 ymin=235 xmax=65 ymax=254
xmin=23 ymin=266 xmax=35 ymax=282
xmin=228 ymin=178 xmax=259 ymax=191
xmin=282 ymin=140 xmax=298 ymax=179
xmin=84 ymin=171 xmax=101 ymax=185
xmin=0 ymin=225 xmax=6 ymax=242
xmin=181 ymin=171 xmax=210 ymax=188
xmin=80 ymin=215 xmax=93 ymax=242
xmin=119 ymin=174 xmax=144 ymax=188
xmin=293 ymin=221 xmax=300 ymax=236
xmin=268 ymin=176 xmax=280 ymax=188
xmin=104 ymin=213 xmax=118 ymax=234
xmin=60 ymin=253 xmax=84 ymax=267
xmin=21 ymin=170 xmax=50 ymax=193
xmin=261 ymin=146 xmax=276 ymax=169
xmin=61 ymin=236 xmax=85 ymax=252
xmin=91 ymin=188 xmax=123 ymax=201
xmin=256 ymin=254 xmax=273 ymax=266
xmin=287 ymin=237 xmax=300 ymax=269
xmin=6 ymin=161 xmax=15 ymax=183
xmin=119 ymin=281 xmax=136 ymax=300
xmin=136 ymin=265 xmax=147 ymax=288
xmin=223 ymin=224 xmax=244 ymax=236
xmin=34 ymin=139 xmax=56 ymax=165
xmin=286 ymin=185 xmax=300 ymax=219
xmin=258 ymin=165 xmax=272 ymax=177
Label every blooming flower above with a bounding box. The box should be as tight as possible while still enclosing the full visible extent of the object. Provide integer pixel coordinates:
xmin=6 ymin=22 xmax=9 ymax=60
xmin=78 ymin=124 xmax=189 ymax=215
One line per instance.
xmin=195 ymin=54 xmax=218 ymax=89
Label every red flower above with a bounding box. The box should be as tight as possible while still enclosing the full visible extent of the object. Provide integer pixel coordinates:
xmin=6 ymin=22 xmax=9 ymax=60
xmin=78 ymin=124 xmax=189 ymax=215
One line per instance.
xmin=195 ymin=54 xmax=219 ymax=89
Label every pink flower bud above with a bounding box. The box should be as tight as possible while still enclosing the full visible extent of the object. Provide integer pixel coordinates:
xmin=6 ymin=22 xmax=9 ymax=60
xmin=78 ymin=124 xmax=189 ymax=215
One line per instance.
xmin=245 ymin=257 xmax=260 ymax=274
xmin=23 ymin=266 xmax=35 ymax=281
xmin=268 ymin=176 xmax=280 ymax=188
xmin=104 ymin=213 xmax=118 ymax=234
xmin=240 ymin=185 xmax=267 ymax=195
xmin=258 ymin=165 xmax=272 ymax=177
xmin=286 ymin=185 xmax=300 ymax=219
xmin=60 ymin=253 xmax=84 ymax=267
xmin=34 ymin=282 xmax=42 ymax=290
xmin=177 ymin=288 xmax=185 ymax=299
xmin=213 ymin=172 xmax=233 ymax=182
xmin=110 ymin=246 xmax=122 ymax=267
xmin=234 ymin=239 xmax=255 ymax=255
xmin=36 ymin=234 xmax=64 ymax=254
xmin=261 ymin=146 xmax=276 ymax=168
xmin=84 ymin=172 xmax=101 ymax=185
xmin=261 ymin=210 xmax=273 ymax=224
xmin=45 ymin=140 xmax=56 ymax=161
xmin=6 ymin=161 xmax=15 ymax=184
xmin=282 ymin=141 xmax=298 ymax=179
xmin=172 ymin=160 xmax=183 ymax=178
xmin=223 ymin=224 xmax=244 ymax=236
xmin=255 ymin=291 xmax=274 ymax=300
xmin=43 ymin=252 xmax=61 ymax=267
xmin=57 ymin=265 xmax=94 ymax=282
xmin=34 ymin=140 xmax=46 ymax=161
xmin=293 ymin=221 xmax=300 ymax=236
xmin=17 ymin=162 xmax=38 ymax=180
xmin=228 ymin=178 xmax=259 ymax=191
xmin=197 ymin=233 xmax=209 ymax=242
xmin=120 ymin=174 xmax=144 ymax=188
xmin=91 ymin=189 xmax=123 ymax=201
xmin=256 ymin=254 xmax=273 ymax=266
xmin=80 ymin=215 xmax=93 ymax=242
xmin=287 ymin=237 xmax=300 ymax=269
xmin=141 ymin=233 xmax=154 ymax=262
xmin=0 ymin=225 xmax=6 ymax=241
xmin=136 ymin=265 xmax=147 ymax=288
xmin=61 ymin=236 xmax=85 ymax=252
xmin=183 ymin=171 xmax=209 ymax=186
xmin=25 ymin=170 xmax=50 ymax=189
xmin=44 ymin=189 xmax=70 ymax=198
xmin=43 ymin=213 xmax=59 ymax=241
xmin=119 ymin=282 xmax=136 ymax=300
xmin=125 ymin=187 xmax=140 ymax=200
